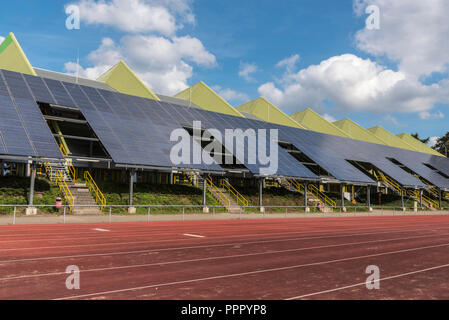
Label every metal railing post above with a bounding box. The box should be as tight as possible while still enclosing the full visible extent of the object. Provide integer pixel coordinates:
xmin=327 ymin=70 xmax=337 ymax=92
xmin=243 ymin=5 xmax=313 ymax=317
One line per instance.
xmin=182 ymin=206 xmax=185 ymax=221
xmin=63 ymin=206 xmax=66 ymax=224
xmin=148 ymin=207 xmax=151 ymax=222
xmin=13 ymin=206 xmax=16 ymax=225
xmin=109 ymin=207 xmax=112 ymax=223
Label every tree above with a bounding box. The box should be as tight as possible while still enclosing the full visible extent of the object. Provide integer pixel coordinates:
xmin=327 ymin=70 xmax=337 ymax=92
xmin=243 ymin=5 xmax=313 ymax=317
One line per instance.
xmin=411 ymin=132 xmax=430 ymax=144
xmin=433 ymin=132 xmax=449 ymax=156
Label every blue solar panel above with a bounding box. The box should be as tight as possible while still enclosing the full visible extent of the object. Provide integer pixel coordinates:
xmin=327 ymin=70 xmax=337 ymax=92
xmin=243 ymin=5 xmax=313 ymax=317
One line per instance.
xmin=0 ymin=70 xmax=62 ymax=159
xmin=2 ymin=69 xmax=449 ymax=186
xmin=43 ymin=78 xmax=76 ymax=107
xmin=23 ymin=74 xmax=57 ymax=105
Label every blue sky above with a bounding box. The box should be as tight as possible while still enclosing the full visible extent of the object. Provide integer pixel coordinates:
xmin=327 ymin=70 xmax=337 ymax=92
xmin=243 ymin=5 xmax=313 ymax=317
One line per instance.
xmin=1 ymin=0 xmax=448 ymax=141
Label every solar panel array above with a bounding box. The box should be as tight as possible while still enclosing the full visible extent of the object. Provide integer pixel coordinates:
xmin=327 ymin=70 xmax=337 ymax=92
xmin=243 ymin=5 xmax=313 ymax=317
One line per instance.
xmin=0 ymin=70 xmax=61 ymax=159
xmin=1 ymin=68 xmax=449 ymax=188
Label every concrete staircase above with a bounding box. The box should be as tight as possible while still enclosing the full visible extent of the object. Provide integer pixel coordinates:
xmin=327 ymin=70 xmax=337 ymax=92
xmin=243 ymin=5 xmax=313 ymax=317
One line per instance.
xmin=279 ymin=178 xmax=332 ymax=212
xmin=211 ymin=186 xmax=242 ymax=213
xmin=68 ymin=183 xmax=102 ymax=215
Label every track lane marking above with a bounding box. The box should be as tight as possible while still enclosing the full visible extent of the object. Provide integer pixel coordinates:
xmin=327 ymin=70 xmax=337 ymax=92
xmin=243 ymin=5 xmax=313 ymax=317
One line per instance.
xmin=285 ymin=263 xmax=449 ymax=300
xmin=2 ymin=222 xmax=449 ymax=253
xmin=1 ymin=226 xmax=449 ymax=264
xmin=0 ymin=217 xmax=446 ymax=238
xmin=183 ymin=234 xmax=205 ymax=238
xmin=54 ymin=241 xmax=449 ymax=300
xmin=0 ymin=221 xmax=439 ymax=244
xmin=2 ymin=226 xmax=449 ymax=264
xmin=1 ymin=232 xmax=445 ymax=281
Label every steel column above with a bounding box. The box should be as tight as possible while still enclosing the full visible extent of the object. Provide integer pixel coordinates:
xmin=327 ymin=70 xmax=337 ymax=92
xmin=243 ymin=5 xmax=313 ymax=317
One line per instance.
xmin=28 ymin=162 xmax=36 ymax=206
xmin=202 ymin=178 xmax=207 ymax=207
xmin=129 ymin=169 xmax=134 ymax=207
xmin=367 ymin=185 xmax=371 ymax=208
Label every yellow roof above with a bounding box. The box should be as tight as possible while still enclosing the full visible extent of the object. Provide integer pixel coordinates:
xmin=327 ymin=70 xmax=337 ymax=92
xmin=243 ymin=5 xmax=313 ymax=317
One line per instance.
xmin=174 ymin=81 xmax=244 ymax=117
xmin=290 ymin=108 xmax=350 ymax=137
xmin=97 ymin=61 xmax=160 ymax=100
xmin=397 ymin=133 xmax=443 ymax=157
xmin=368 ymin=126 xmax=419 ymax=151
xmin=237 ymin=97 xmax=307 ymax=129
xmin=0 ymin=32 xmax=36 ymax=76
xmin=333 ymin=118 xmax=387 ymax=145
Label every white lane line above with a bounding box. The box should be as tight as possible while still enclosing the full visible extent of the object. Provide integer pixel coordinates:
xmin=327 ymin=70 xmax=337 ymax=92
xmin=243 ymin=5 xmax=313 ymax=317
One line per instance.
xmin=285 ymin=263 xmax=449 ymax=300
xmin=2 ymin=222 xmax=449 ymax=253
xmin=0 ymin=233 xmax=444 ymax=282
xmin=93 ymin=228 xmax=110 ymax=232
xmin=55 ymin=241 xmax=449 ymax=300
xmin=0 ymin=220 xmax=437 ymax=244
xmin=183 ymin=234 xmax=205 ymax=238
xmin=1 ymin=227 xmax=449 ymax=264
xmin=0 ymin=217 xmax=443 ymax=238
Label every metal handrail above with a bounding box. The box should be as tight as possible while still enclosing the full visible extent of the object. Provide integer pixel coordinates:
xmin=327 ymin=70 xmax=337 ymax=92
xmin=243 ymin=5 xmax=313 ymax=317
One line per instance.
xmin=406 ymin=189 xmax=440 ymax=209
xmin=66 ymin=159 xmax=75 ymax=180
xmin=308 ymin=184 xmax=337 ymax=208
xmin=54 ymin=170 xmax=74 ymax=212
xmin=206 ymin=177 xmax=231 ymax=208
xmin=378 ymin=172 xmax=402 ymax=193
xmin=288 ymin=179 xmax=305 ymax=194
xmin=59 ymin=143 xmax=69 ymax=156
xmin=186 ymin=170 xmax=200 ymax=186
xmin=44 ymin=162 xmax=54 ymax=181
xmin=220 ymin=179 xmax=249 ymax=207
xmin=84 ymin=171 xmax=107 ymax=209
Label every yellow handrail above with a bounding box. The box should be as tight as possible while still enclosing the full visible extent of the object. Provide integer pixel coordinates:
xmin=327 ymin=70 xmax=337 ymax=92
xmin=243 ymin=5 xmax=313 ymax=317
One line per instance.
xmin=378 ymin=172 xmax=402 ymax=193
xmin=206 ymin=176 xmax=231 ymax=208
xmin=66 ymin=159 xmax=75 ymax=180
xmin=220 ymin=179 xmax=249 ymax=207
xmin=55 ymin=170 xmax=74 ymax=212
xmin=186 ymin=170 xmax=200 ymax=186
xmin=84 ymin=171 xmax=107 ymax=209
xmin=265 ymin=179 xmax=280 ymax=188
xmin=59 ymin=143 xmax=68 ymax=156
xmin=407 ymin=189 xmax=440 ymax=209
xmin=308 ymin=184 xmax=337 ymax=208
xmin=44 ymin=162 xmax=54 ymax=181
xmin=288 ymin=179 xmax=305 ymax=194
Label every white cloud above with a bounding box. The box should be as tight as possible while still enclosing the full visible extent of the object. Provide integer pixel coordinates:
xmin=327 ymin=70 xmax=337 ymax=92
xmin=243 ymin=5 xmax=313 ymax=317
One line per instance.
xmin=384 ymin=114 xmax=408 ymax=128
xmin=354 ymin=0 xmax=449 ymax=77
xmin=322 ymin=113 xmax=336 ymax=122
xmin=419 ymin=111 xmax=445 ymax=120
xmin=65 ymin=35 xmax=216 ymax=95
xmin=69 ymin=0 xmax=194 ymax=35
xmin=64 ymin=37 xmax=122 ymax=80
xmin=212 ymin=85 xmax=249 ymax=103
xmin=258 ymin=54 xmax=440 ymax=114
xmin=238 ymin=62 xmax=258 ymax=82
xmin=428 ymin=136 xmax=439 ymax=147
xmin=276 ymin=54 xmax=300 ymax=73
xmin=0 ymin=36 xmax=5 ymax=43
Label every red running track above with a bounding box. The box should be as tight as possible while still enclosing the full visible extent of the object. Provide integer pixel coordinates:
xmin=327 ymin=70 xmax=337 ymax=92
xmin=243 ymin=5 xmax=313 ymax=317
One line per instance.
xmin=1 ymin=215 xmax=449 ymax=300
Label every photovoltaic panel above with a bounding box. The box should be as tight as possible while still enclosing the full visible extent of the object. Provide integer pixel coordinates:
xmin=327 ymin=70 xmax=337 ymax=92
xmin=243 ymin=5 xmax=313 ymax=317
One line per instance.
xmin=0 ymin=70 xmax=62 ymax=159
xmin=2 ymin=69 xmax=448 ymax=185
xmin=42 ymin=78 xmax=76 ymax=107
xmin=23 ymin=74 xmax=57 ymax=105
xmin=396 ymin=158 xmax=449 ymax=189
xmin=371 ymin=160 xmax=425 ymax=187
